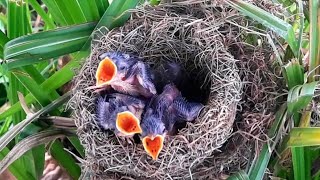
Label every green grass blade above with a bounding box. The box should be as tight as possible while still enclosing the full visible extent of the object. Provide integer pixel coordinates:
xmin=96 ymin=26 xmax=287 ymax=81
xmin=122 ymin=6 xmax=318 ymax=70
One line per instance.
xmin=296 ymin=0 xmax=304 ymax=62
xmin=78 ymin=0 xmax=95 ymax=21
xmin=0 ymin=129 xmax=70 ymax=174
xmin=68 ymin=137 xmax=85 ymax=158
xmin=7 ymin=0 xmax=17 ymax=39
xmin=308 ymin=0 xmax=320 ymax=82
xmin=283 ymin=59 xmax=304 ymax=89
xmin=287 ymin=82 xmax=317 ymax=114
xmin=0 ymin=118 xmax=12 ymax=135
xmin=61 ymin=0 xmax=87 ymax=24
xmin=54 ymin=0 xmax=75 ymax=25
xmin=288 ymin=128 xmax=320 ymax=147
xmin=0 ymin=91 xmax=71 ymax=152
xmin=248 ymin=105 xmax=287 ymax=179
xmin=42 ymin=0 xmax=68 ymax=26
xmin=0 ymin=0 xmax=139 ymax=120
xmin=4 ymin=22 xmax=96 ymax=69
xmin=226 ymin=0 xmax=298 ymax=55
xmin=87 ymin=0 xmax=101 ymax=20
xmin=13 ymin=69 xmax=60 ymax=111
xmin=0 ymin=147 xmax=34 ymax=180
xmin=95 ymin=0 xmax=109 ymax=17
xmin=50 ymin=140 xmax=81 ymax=179
xmin=31 ymin=145 xmax=45 ymax=179
xmin=292 ymin=147 xmax=307 ymax=180
xmin=28 ymin=0 xmax=56 ymax=29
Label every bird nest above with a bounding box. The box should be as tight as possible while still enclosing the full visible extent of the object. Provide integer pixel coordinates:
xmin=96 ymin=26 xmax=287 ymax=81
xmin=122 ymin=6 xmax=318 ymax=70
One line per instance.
xmin=67 ymin=1 xmax=279 ymax=179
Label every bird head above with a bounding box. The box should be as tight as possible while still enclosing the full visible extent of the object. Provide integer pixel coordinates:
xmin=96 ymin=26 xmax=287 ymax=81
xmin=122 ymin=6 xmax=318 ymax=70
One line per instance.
xmin=116 ymin=111 xmax=142 ymax=136
xmin=141 ymin=109 xmax=166 ymax=160
xmin=95 ymin=57 xmax=118 ymax=87
xmin=96 ymin=52 xmax=136 ymax=87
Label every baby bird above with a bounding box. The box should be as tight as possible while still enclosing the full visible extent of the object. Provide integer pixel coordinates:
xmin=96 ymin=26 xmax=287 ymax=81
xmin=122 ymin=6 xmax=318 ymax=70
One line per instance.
xmin=96 ymin=93 xmax=145 ymax=136
xmin=95 ymin=52 xmax=156 ymax=98
xmin=141 ymin=84 xmax=203 ymax=160
xmin=153 ymin=61 xmax=186 ymax=92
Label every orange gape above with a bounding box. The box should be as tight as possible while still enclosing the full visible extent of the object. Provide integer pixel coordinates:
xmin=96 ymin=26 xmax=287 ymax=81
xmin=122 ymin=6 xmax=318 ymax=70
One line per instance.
xmin=142 ymin=135 xmax=164 ymax=160
xmin=95 ymin=58 xmax=117 ymax=86
xmin=116 ymin=111 xmax=142 ymax=135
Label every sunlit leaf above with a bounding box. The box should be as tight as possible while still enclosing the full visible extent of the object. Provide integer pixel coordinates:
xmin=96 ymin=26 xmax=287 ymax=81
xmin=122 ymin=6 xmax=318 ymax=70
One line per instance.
xmin=288 ymin=128 xmax=320 ymax=147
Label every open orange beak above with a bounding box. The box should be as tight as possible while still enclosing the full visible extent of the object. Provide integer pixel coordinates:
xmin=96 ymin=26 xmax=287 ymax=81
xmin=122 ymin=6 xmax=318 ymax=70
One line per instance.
xmin=95 ymin=58 xmax=117 ymax=86
xmin=116 ymin=111 xmax=142 ymax=136
xmin=142 ymin=135 xmax=164 ymax=160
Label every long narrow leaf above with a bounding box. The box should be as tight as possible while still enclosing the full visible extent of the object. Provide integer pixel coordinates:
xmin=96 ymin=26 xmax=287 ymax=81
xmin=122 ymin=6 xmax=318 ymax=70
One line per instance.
xmin=288 ymin=128 xmax=320 ymax=147
xmin=50 ymin=140 xmax=81 ymax=179
xmin=287 ymin=82 xmax=317 ymax=114
xmin=226 ymin=0 xmax=298 ymax=55
xmin=0 ymin=129 xmax=69 ymax=174
xmin=0 ymin=91 xmax=71 ymax=152
xmin=248 ymin=105 xmax=287 ymax=179
xmin=0 ymin=0 xmax=139 ymax=120
xmin=0 ymin=147 xmax=34 ymax=180
xmin=283 ymin=59 xmax=304 ymax=89
xmin=292 ymin=147 xmax=307 ymax=180
xmin=308 ymin=0 xmax=320 ymax=82
xmin=28 ymin=0 xmax=56 ymax=29
xmin=3 ymin=22 xmax=96 ymax=69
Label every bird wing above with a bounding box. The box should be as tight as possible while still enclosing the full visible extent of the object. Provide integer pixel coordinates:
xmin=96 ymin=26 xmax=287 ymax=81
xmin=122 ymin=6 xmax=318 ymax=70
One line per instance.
xmin=172 ymin=97 xmax=204 ymax=121
xmin=96 ymin=96 xmax=116 ymax=130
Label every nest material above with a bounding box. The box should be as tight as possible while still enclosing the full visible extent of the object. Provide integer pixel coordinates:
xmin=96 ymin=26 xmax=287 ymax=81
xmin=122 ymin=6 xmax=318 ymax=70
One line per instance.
xmin=69 ymin=0 xmax=283 ymax=179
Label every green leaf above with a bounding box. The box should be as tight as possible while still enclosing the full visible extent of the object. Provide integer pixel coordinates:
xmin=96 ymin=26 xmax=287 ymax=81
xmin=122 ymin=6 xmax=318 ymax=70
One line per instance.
xmin=95 ymin=0 xmax=109 ymax=17
xmin=226 ymin=0 xmax=298 ymax=56
xmin=41 ymin=0 xmax=68 ymax=26
xmin=308 ymin=0 xmax=320 ymax=82
xmin=31 ymin=145 xmax=45 ymax=179
xmin=4 ymin=22 xmax=96 ymax=69
xmin=0 ymin=91 xmax=71 ymax=152
xmin=287 ymin=82 xmax=317 ymax=114
xmin=50 ymin=140 xmax=81 ymax=179
xmin=0 ymin=0 xmax=139 ymax=120
xmin=28 ymin=0 xmax=56 ymax=29
xmin=0 ymin=147 xmax=34 ymax=180
xmin=68 ymin=137 xmax=85 ymax=158
xmin=288 ymin=128 xmax=320 ymax=147
xmin=227 ymin=171 xmax=250 ymax=180
xmin=61 ymin=0 xmax=87 ymax=24
xmin=0 ymin=129 xmax=71 ymax=175
xmin=0 ymin=118 xmax=12 ymax=135
xmin=283 ymin=59 xmax=304 ymax=89
xmin=292 ymin=147 xmax=310 ymax=180
xmin=248 ymin=105 xmax=287 ymax=179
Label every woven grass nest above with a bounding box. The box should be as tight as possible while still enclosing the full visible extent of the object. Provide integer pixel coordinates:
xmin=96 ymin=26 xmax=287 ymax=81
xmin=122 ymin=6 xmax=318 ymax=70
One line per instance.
xmin=69 ymin=0 xmax=281 ymax=179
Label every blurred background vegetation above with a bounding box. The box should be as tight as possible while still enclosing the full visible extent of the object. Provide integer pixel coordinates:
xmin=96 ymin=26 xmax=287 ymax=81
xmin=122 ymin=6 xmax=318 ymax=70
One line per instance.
xmin=0 ymin=0 xmax=319 ymax=179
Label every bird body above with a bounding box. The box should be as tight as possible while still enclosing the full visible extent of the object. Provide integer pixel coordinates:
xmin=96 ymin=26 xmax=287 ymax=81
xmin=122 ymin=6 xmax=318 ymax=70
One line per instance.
xmin=153 ymin=62 xmax=186 ymax=92
xmin=141 ymin=84 xmax=203 ymax=160
xmin=96 ymin=93 xmax=145 ymax=136
xmin=95 ymin=52 xmax=156 ymax=98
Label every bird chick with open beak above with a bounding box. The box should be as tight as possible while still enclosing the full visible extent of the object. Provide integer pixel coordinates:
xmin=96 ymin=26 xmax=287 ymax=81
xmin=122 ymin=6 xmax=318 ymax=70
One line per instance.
xmin=141 ymin=84 xmax=204 ymax=160
xmin=94 ymin=52 xmax=156 ymax=98
xmin=96 ymin=93 xmax=145 ymax=136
